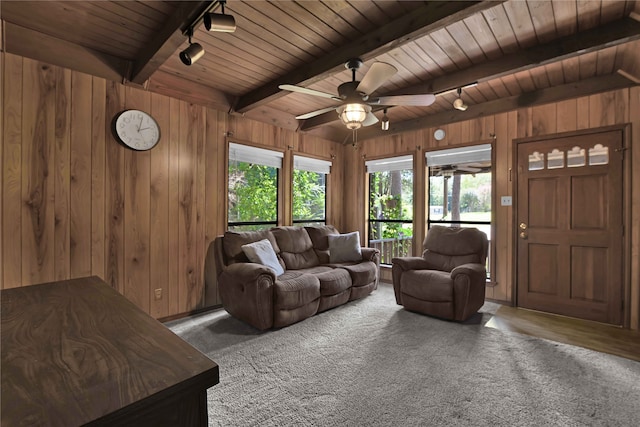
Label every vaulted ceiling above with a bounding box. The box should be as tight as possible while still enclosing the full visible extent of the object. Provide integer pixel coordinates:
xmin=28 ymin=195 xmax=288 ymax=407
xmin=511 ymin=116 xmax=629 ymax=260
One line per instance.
xmin=2 ymin=1 xmax=640 ymax=143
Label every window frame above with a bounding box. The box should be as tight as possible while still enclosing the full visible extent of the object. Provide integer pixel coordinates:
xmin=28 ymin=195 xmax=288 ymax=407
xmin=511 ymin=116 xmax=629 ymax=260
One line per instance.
xmin=227 ymin=141 xmax=283 ymax=231
xmin=366 ymin=154 xmax=415 ymax=265
xmin=425 ymin=141 xmax=496 ymax=283
xmin=292 ymin=154 xmax=332 ymax=227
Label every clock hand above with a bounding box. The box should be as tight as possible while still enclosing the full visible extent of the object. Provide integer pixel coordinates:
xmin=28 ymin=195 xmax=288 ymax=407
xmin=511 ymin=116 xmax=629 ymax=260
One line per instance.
xmin=137 ymin=117 xmax=143 ymax=131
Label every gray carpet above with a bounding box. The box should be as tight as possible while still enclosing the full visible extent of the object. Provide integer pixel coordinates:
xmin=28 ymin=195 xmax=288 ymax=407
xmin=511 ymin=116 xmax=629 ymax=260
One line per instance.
xmin=167 ymin=283 xmax=640 ymax=426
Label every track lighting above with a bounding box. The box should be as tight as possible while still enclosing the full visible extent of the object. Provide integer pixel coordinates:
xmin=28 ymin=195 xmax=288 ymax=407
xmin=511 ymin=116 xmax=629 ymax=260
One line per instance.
xmin=180 ymin=28 xmax=204 ymax=66
xmin=204 ymin=0 xmax=236 ymax=32
xmin=453 ymin=87 xmax=468 ymax=111
xmin=381 ymin=108 xmax=389 ymax=131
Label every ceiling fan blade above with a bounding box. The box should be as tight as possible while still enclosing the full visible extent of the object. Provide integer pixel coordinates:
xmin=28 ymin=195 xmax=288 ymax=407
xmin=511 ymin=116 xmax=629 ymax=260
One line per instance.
xmin=295 ymin=106 xmax=338 ymax=120
xmin=279 ymin=84 xmax=338 ymax=100
xmin=362 ymin=111 xmax=379 ymax=127
xmin=356 ymin=62 xmax=397 ymax=95
xmin=456 ymin=165 xmax=482 ymax=173
xmin=374 ymin=94 xmax=436 ymax=106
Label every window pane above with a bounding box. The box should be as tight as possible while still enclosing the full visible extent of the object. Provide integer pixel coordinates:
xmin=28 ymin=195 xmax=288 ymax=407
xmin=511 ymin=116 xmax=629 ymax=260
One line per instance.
xmin=293 ymin=170 xmax=326 ymax=223
xmin=228 ymin=161 xmax=278 ymax=227
xmin=368 ymin=168 xmax=414 ymax=263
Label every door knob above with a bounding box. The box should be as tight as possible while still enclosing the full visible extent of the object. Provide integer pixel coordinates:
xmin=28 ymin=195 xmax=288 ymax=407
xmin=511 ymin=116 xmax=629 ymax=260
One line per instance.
xmin=519 ymin=222 xmax=527 ymax=230
xmin=520 ymin=231 xmax=528 ymax=239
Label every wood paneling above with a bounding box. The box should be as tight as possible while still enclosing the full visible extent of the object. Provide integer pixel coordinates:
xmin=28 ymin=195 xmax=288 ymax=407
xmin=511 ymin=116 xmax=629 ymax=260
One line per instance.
xmin=0 ymin=53 xmax=341 ymax=319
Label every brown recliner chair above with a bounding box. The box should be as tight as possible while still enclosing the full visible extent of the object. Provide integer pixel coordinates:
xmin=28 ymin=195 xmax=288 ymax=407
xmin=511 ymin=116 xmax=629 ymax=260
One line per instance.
xmin=391 ymin=225 xmax=488 ymax=321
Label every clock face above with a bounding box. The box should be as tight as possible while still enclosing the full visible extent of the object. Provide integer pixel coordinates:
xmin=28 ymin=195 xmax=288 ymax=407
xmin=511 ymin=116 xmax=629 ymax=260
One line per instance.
xmin=113 ymin=109 xmax=160 ymax=150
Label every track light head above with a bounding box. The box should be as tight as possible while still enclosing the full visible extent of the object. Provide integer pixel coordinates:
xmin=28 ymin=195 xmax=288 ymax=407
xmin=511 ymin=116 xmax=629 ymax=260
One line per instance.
xmin=204 ymin=12 xmax=236 ymax=32
xmin=180 ymin=42 xmax=204 ymax=65
xmin=453 ymin=98 xmax=468 ymax=111
xmin=204 ymin=1 xmax=236 ymax=32
xmin=453 ymin=87 xmax=468 ymax=111
xmin=381 ymin=108 xmax=389 ymax=130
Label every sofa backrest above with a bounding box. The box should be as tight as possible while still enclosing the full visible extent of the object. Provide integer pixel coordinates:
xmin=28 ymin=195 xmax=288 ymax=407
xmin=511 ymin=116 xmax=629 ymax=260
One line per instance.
xmin=271 ymin=226 xmax=320 ymax=270
xmin=305 ymin=225 xmax=339 ymax=264
xmin=422 ymin=225 xmax=488 ymax=272
xmin=222 ymin=229 xmax=283 ymax=267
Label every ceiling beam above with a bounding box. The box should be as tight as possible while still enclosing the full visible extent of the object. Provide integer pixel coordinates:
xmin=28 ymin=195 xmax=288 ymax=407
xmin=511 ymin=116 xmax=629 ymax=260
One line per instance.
xmin=147 ymin=70 xmax=233 ymax=112
xmin=232 ymin=1 xmax=505 ymax=113
xmin=300 ymin=15 xmax=640 ymax=131
xmin=3 ymin=22 xmax=129 ymax=82
xmin=129 ymin=1 xmax=216 ymax=84
xmin=356 ymin=72 xmax=639 ymax=141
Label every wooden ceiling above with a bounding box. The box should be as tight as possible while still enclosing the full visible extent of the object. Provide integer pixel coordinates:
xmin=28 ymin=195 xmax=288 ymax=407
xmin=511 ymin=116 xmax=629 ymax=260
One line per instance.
xmin=2 ymin=0 xmax=640 ymax=143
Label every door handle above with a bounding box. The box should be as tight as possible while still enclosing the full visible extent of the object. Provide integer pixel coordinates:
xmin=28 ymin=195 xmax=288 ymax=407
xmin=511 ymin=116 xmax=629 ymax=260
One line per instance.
xmin=520 ymin=231 xmax=528 ymax=239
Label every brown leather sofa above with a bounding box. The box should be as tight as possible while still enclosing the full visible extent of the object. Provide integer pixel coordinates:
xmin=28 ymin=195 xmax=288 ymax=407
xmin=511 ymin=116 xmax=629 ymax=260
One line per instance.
xmin=391 ymin=226 xmax=488 ymax=322
xmin=206 ymin=225 xmax=380 ymax=330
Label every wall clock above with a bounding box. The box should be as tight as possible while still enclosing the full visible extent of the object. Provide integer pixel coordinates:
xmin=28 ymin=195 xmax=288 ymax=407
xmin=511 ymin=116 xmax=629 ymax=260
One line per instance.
xmin=113 ymin=109 xmax=160 ymax=151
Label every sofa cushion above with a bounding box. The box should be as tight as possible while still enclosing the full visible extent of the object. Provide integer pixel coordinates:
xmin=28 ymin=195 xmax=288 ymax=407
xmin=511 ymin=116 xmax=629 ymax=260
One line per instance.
xmin=314 ymin=268 xmax=352 ymax=296
xmin=328 ymin=232 xmax=362 ymax=263
xmin=241 ymin=239 xmax=284 ymax=276
xmin=305 ymin=225 xmax=339 ymax=263
xmin=339 ymin=261 xmax=376 ymax=287
xmin=272 ymin=226 xmax=320 ymax=270
xmin=223 ymin=230 xmax=281 ymax=265
xmin=275 ymin=275 xmax=320 ymax=310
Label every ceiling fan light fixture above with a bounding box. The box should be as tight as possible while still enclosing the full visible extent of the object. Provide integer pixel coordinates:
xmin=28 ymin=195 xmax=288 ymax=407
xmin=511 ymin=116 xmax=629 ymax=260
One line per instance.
xmin=338 ymin=103 xmax=370 ymax=130
xmin=204 ymin=0 xmax=236 ymax=33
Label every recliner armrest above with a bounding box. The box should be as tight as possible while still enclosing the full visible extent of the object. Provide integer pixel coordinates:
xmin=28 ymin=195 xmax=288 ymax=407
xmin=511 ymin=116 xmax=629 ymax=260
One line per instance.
xmin=391 ymin=256 xmax=433 ymax=271
xmin=451 ymin=263 xmax=486 ymax=282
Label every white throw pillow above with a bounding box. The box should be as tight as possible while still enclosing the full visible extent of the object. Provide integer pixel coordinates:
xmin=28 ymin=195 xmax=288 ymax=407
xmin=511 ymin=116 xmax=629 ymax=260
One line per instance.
xmin=328 ymin=232 xmax=362 ymax=263
xmin=241 ymin=239 xmax=284 ymax=276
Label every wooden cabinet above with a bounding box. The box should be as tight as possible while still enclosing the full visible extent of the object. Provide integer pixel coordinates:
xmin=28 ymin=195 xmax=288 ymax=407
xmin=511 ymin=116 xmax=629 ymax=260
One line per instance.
xmin=1 ymin=276 xmax=219 ymax=426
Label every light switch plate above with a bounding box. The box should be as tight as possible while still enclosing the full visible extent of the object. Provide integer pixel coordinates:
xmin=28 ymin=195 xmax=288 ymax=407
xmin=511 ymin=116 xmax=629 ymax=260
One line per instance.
xmin=501 ymin=196 xmax=512 ymax=206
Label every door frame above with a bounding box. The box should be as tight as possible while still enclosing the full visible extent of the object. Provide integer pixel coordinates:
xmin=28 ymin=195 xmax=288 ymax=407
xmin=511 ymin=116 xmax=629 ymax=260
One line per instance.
xmin=511 ymin=124 xmax=632 ymax=328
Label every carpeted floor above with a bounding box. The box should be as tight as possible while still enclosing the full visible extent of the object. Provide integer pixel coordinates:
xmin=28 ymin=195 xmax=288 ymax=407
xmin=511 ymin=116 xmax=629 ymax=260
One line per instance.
xmin=167 ymin=283 xmax=640 ymax=426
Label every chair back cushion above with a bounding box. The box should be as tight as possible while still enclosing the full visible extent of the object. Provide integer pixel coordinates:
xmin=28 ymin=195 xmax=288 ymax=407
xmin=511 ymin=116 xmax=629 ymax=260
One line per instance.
xmin=271 ymin=226 xmax=320 ymax=270
xmin=422 ymin=226 xmax=488 ymax=272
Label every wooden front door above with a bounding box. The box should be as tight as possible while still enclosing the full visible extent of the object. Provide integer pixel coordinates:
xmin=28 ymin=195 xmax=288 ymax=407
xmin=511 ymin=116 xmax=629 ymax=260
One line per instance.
xmin=516 ymin=129 xmax=624 ymax=325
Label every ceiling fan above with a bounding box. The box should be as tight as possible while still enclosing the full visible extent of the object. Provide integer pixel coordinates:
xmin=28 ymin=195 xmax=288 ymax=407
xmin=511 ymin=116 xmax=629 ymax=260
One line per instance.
xmin=279 ymin=58 xmax=436 ymax=130
xmin=434 ymin=164 xmax=484 ymax=177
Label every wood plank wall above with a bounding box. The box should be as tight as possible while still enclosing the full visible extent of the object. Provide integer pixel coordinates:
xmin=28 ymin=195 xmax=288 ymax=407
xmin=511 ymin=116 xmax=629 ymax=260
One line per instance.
xmin=347 ymin=87 xmax=640 ymax=330
xmin=1 ymin=53 xmax=343 ymax=319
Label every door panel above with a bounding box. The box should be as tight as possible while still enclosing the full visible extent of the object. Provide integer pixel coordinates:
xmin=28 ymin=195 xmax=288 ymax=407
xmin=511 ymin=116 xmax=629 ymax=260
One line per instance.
xmin=516 ymin=130 xmax=623 ymax=325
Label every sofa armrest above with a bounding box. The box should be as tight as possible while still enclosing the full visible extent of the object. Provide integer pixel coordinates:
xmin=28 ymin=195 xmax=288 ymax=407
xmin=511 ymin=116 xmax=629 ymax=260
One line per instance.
xmin=218 ymin=262 xmax=276 ymax=330
xmin=361 ymin=247 xmax=380 ymax=263
xmin=391 ymin=256 xmax=433 ymax=271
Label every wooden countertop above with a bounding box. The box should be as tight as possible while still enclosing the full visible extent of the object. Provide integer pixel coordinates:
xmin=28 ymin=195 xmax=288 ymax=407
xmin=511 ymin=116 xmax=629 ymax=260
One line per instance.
xmin=1 ymin=276 xmax=219 ymax=426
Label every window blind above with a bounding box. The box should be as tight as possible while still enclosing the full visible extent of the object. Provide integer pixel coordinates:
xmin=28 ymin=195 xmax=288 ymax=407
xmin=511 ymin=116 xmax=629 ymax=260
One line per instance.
xmin=229 ymin=142 xmax=284 ymax=168
xmin=293 ymin=155 xmax=332 ymax=174
xmin=365 ymin=154 xmax=413 ymax=173
xmin=425 ymin=144 xmax=492 ymax=167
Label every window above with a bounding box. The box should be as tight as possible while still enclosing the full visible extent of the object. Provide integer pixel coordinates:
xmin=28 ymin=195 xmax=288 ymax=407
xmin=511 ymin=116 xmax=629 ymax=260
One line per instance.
xmin=228 ymin=143 xmax=283 ymax=231
xmin=426 ymin=144 xmax=493 ymax=279
xmin=293 ymin=155 xmax=331 ymax=227
xmin=366 ymin=155 xmax=414 ymax=265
